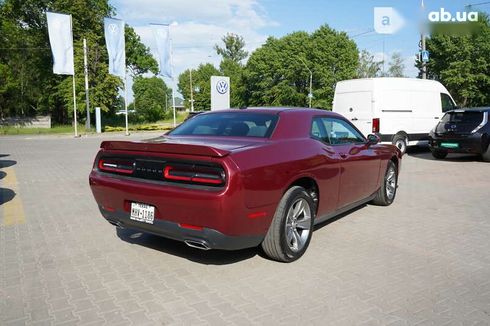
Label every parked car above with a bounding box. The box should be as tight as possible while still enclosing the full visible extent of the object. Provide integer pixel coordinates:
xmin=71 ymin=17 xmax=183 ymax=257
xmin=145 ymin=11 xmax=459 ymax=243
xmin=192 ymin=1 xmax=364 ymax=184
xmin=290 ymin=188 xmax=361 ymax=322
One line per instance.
xmin=184 ymin=111 xmax=205 ymax=121
xmin=89 ymin=108 xmax=402 ymax=262
xmin=429 ymin=107 xmax=490 ymax=161
xmin=333 ymin=78 xmax=457 ymax=154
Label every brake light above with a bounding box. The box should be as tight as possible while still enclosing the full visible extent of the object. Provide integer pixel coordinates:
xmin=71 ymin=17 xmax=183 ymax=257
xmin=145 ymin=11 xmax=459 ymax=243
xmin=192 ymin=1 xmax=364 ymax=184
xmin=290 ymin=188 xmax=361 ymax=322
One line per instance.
xmin=163 ymin=165 xmax=224 ymax=185
xmin=98 ymin=158 xmax=134 ymax=174
xmin=372 ymin=118 xmax=380 ymax=133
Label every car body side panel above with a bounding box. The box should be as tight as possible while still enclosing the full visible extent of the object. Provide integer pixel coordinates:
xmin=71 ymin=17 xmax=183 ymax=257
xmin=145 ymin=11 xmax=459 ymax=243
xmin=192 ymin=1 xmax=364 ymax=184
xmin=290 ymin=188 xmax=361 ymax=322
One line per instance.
xmin=230 ymin=138 xmax=341 ymax=218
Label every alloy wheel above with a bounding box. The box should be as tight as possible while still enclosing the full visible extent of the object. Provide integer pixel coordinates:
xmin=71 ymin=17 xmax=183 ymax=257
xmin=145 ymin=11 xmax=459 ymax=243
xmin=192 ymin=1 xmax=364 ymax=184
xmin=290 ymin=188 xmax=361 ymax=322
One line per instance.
xmin=285 ymin=198 xmax=312 ymax=252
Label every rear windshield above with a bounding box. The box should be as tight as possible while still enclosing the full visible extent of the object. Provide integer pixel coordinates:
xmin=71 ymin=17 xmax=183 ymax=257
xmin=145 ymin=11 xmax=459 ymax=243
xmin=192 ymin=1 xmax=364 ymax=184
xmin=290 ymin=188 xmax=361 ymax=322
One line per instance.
xmin=441 ymin=111 xmax=483 ymax=124
xmin=169 ymin=112 xmax=278 ymax=138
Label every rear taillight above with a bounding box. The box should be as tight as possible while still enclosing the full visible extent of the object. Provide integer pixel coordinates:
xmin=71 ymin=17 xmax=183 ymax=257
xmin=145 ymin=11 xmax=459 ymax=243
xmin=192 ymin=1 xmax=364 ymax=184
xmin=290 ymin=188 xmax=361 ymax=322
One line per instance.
xmin=163 ymin=165 xmax=225 ymax=185
xmin=98 ymin=158 xmax=135 ymax=174
xmin=372 ymin=118 xmax=380 ymax=133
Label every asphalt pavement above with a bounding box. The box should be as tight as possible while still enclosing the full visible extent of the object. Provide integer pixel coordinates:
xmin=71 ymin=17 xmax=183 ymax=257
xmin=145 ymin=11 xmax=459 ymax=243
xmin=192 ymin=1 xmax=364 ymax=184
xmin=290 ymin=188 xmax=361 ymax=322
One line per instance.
xmin=1 ymin=133 xmax=490 ymax=325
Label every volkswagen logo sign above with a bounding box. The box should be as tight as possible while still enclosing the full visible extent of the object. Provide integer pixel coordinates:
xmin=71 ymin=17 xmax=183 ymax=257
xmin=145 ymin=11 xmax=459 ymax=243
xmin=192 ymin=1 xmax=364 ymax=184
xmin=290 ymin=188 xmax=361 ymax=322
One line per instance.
xmin=109 ymin=24 xmax=118 ymax=34
xmin=216 ymin=80 xmax=228 ymax=95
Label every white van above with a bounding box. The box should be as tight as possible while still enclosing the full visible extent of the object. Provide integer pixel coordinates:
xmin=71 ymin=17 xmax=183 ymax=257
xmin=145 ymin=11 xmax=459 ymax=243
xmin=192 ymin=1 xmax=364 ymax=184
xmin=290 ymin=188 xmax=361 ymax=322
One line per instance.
xmin=332 ymin=78 xmax=457 ymax=153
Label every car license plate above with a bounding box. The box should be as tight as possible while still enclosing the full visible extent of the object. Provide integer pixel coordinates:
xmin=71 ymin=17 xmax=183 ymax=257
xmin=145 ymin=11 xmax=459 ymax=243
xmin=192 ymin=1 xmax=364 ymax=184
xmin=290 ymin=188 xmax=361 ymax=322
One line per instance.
xmin=130 ymin=202 xmax=155 ymax=224
xmin=441 ymin=142 xmax=459 ymax=149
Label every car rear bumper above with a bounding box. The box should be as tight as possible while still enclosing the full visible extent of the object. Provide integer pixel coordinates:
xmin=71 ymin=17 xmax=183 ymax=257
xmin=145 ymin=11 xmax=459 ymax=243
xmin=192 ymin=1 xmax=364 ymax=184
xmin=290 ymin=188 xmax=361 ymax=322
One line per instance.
xmin=429 ymin=133 xmax=486 ymax=154
xmin=89 ymin=171 xmax=274 ymax=250
xmin=99 ymin=206 xmax=263 ymax=250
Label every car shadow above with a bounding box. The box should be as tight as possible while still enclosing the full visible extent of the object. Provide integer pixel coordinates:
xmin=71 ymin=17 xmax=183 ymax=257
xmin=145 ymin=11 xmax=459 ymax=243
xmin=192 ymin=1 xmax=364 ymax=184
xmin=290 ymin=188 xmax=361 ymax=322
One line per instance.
xmin=116 ymin=227 xmax=258 ymax=265
xmin=0 ymin=155 xmax=17 ymax=205
xmin=0 ymin=188 xmax=16 ymax=205
xmin=407 ymin=146 xmax=483 ymax=162
xmin=0 ymin=159 xmax=16 ymax=169
xmin=313 ymin=204 xmax=367 ymax=232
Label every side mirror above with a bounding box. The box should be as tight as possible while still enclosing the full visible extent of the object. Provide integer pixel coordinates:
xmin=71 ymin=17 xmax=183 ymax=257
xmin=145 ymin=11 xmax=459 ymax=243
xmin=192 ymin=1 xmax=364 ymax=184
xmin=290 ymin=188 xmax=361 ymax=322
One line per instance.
xmin=367 ymin=134 xmax=380 ymax=145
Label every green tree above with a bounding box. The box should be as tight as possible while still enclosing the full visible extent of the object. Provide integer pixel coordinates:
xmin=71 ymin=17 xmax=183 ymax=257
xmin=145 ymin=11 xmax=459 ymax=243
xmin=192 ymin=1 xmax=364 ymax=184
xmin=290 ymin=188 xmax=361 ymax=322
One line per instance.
xmin=219 ymin=59 xmax=246 ymax=107
xmin=214 ymin=33 xmax=248 ymax=108
xmin=0 ymin=0 xmax=157 ymax=124
xmin=125 ymin=25 xmax=158 ymax=76
xmin=132 ymin=76 xmax=170 ymax=122
xmin=244 ymin=25 xmax=359 ymax=109
xmin=357 ymin=50 xmax=383 ymax=78
xmin=417 ymin=15 xmax=490 ymax=106
xmin=178 ymin=63 xmax=220 ymax=111
xmin=214 ymin=33 xmax=248 ymax=63
xmin=387 ymin=52 xmax=405 ymax=77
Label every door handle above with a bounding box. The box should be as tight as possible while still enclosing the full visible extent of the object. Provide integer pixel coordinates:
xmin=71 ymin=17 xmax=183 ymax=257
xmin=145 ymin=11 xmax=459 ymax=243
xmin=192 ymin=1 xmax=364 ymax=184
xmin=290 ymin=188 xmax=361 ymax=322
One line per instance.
xmin=434 ymin=117 xmax=439 ymax=119
xmin=351 ymin=117 xmax=358 ymax=121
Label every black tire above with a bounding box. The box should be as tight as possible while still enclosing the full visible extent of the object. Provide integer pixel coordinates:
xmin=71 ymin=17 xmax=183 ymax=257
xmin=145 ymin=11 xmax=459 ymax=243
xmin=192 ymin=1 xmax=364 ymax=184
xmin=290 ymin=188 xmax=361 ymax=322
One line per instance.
xmin=482 ymin=138 xmax=490 ymax=162
xmin=261 ymin=186 xmax=315 ymax=263
xmin=392 ymin=134 xmax=408 ymax=155
xmin=431 ymin=149 xmax=448 ymax=160
xmin=371 ymin=161 xmax=398 ymax=206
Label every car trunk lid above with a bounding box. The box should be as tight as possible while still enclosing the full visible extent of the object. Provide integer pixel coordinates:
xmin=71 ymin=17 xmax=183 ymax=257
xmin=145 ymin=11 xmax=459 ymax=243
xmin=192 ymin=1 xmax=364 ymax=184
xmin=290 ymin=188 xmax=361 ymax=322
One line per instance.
xmin=436 ymin=111 xmax=484 ymax=135
xmin=100 ymin=136 xmax=266 ymax=157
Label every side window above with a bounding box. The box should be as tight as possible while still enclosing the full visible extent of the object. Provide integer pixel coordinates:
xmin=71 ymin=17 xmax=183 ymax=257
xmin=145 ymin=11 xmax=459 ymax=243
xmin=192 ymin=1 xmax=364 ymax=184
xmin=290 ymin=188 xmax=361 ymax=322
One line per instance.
xmin=311 ymin=117 xmax=364 ymax=145
xmin=441 ymin=93 xmax=456 ymax=112
xmin=321 ymin=118 xmax=365 ymax=145
xmin=311 ymin=119 xmax=323 ymax=139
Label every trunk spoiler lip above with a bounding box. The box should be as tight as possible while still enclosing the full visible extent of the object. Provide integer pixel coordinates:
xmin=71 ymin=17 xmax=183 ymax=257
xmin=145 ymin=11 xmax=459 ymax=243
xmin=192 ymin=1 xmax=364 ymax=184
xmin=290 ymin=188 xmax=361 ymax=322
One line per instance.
xmin=100 ymin=140 xmax=232 ymax=158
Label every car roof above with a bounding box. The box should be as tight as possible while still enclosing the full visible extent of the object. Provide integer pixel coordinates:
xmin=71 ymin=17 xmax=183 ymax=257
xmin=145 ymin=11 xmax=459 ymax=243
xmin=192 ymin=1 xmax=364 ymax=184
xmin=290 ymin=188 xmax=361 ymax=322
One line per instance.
xmin=196 ymin=107 xmax=339 ymax=115
xmin=449 ymin=107 xmax=490 ymax=113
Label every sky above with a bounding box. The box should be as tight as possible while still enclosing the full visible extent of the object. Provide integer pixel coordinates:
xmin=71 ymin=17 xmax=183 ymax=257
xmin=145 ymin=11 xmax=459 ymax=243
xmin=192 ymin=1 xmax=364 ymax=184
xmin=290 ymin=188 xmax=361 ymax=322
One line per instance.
xmin=109 ymin=0 xmax=490 ymax=100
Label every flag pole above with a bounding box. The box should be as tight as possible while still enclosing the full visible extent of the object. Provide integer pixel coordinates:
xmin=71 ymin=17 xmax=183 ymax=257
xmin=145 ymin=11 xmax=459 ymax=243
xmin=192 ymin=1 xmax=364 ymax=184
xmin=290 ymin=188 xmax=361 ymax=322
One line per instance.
xmin=83 ymin=38 xmax=90 ymax=130
xmin=72 ymin=74 xmax=78 ymax=137
xmin=124 ymin=72 xmax=129 ymax=136
xmin=70 ymin=15 xmax=78 ymax=138
xmin=170 ymin=32 xmax=176 ymax=127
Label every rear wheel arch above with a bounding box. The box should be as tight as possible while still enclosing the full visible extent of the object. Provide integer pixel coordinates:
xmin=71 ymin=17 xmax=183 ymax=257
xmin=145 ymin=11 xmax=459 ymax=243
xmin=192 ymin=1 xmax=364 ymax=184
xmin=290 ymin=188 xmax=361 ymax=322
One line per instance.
xmin=392 ymin=132 xmax=408 ymax=154
xmin=285 ymin=177 xmax=319 ymax=215
xmin=390 ymin=156 xmax=399 ymax=170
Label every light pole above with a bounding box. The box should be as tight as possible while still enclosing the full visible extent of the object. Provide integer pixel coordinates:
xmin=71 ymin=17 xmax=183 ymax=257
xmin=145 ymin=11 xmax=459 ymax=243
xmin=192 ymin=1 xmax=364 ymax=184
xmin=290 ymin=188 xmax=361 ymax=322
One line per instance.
xmin=83 ymin=38 xmax=90 ymax=129
xmin=420 ymin=0 xmax=427 ymax=79
xmin=189 ymin=69 xmax=194 ymax=112
xmin=298 ymin=57 xmax=313 ymax=108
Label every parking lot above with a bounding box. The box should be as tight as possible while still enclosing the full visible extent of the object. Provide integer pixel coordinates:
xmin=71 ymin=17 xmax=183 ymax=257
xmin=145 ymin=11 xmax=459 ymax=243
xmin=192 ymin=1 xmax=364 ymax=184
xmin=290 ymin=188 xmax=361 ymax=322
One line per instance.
xmin=1 ymin=133 xmax=490 ymax=325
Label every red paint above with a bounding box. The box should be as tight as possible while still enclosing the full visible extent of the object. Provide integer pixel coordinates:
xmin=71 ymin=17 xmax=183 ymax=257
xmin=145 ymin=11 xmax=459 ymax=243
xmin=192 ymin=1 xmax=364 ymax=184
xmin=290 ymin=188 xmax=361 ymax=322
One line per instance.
xmin=179 ymin=223 xmax=204 ymax=231
xmin=89 ymin=108 xmax=401 ymax=242
xmin=247 ymin=212 xmax=267 ymax=219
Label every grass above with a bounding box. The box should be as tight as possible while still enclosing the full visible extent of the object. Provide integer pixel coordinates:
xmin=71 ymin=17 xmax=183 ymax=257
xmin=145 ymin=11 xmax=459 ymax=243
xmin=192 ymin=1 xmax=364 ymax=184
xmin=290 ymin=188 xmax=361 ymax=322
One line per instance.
xmin=0 ymin=112 xmax=189 ymax=136
xmin=0 ymin=124 xmax=92 ymax=135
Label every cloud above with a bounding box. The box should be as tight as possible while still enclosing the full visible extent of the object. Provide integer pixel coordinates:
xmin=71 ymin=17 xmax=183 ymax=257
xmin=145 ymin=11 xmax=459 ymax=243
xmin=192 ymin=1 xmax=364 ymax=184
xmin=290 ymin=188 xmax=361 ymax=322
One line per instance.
xmin=114 ymin=0 xmax=273 ymax=28
xmin=112 ymin=0 xmax=273 ymax=99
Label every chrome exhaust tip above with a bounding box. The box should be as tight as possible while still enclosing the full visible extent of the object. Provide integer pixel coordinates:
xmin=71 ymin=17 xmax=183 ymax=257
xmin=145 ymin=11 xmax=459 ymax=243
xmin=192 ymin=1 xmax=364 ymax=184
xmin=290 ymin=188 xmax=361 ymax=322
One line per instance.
xmin=109 ymin=220 xmax=124 ymax=229
xmin=184 ymin=239 xmax=211 ymax=250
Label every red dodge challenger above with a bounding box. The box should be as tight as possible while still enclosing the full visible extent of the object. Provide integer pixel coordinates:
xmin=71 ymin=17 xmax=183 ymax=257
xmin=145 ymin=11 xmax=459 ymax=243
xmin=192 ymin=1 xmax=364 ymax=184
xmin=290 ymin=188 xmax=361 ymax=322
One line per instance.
xmin=89 ymin=108 xmax=401 ymax=262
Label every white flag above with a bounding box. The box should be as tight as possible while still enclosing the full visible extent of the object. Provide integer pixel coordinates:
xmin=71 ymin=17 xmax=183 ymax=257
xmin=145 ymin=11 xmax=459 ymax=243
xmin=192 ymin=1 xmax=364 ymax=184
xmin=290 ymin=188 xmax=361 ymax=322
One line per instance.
xmin=151 ymin=24 xmax=172 ymax=78
xmin=46 ymin=12 xmax=74 ymax=75
xmin=104 ymin=18 xmax=126 ymax=78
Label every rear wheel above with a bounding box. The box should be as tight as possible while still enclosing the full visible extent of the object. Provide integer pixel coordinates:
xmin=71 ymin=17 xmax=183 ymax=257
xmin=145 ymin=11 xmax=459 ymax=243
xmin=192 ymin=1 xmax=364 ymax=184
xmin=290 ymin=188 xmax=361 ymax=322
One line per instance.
xmin=371 ymin=161 xmax=398 ymax=206
xmin=482 ymin=142 xmax=490 ymax=162
xmin=261 ymin=186 xmax=314 ymax=263
xmin=431 ymin=149 xmax=448 ymax=160
xmin=393 ymin=134 xmax=408 ymax=155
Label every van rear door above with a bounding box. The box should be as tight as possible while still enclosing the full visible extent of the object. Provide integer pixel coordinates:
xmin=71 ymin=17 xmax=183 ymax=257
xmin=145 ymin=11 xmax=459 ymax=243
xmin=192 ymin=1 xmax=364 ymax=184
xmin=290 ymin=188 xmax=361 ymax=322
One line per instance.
xmin=333 ymin=91 xmax=373 ymax=136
